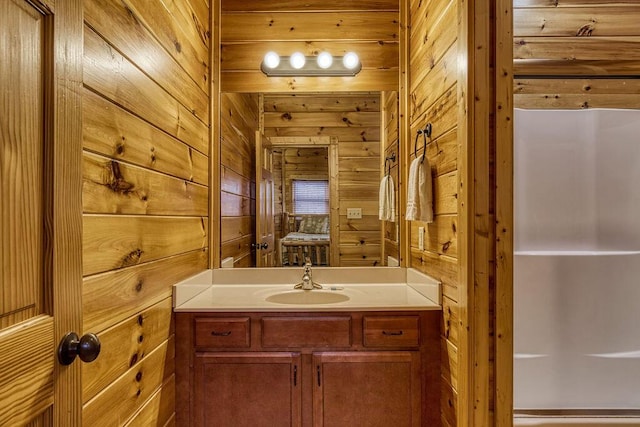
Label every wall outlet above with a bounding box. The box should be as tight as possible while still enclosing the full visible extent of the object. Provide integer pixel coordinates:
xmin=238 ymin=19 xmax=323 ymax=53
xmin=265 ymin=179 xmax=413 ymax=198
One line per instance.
xmin=418 ymin=226 xmax=425 ymax=250
xmin=346 ymin=208 xmax=362 ymax=219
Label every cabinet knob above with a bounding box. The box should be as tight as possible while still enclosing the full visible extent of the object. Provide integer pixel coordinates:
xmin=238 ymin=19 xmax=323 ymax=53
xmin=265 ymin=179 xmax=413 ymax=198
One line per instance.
xmin=57 ymin=332 xmax=101 ymax=365
xmin=260 ymin=242 xmax=269 ymax=250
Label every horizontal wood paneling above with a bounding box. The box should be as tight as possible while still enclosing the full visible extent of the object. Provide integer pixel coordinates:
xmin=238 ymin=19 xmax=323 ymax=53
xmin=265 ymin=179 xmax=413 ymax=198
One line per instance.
xmin=82 ymin=1 xmax=209 ymax=424
xmin=123 ymin=375 xmax=176 ymax=427
xmin=265 ymin=126 xmax=380 ymax=141
xmin=266 ymin=94 xmax=380 ymax=113
xmin=114 ymin=0 xmax=210 ymax=91
xmin=221 ymin=71 xmax=399 ymax=93
xmin=221 ymin=216 xmax=254 ymax=242
xmin=514 ymin=7 xmax=640 ymax=37
xmin=222 ymin=12 xmax=398 ymax=42
xmin=515 ymin=78 xmax=640 ymax=109
xmin=83 ymin=27 xmax=208 ymax=154
xmin=264 ymin=112 xmax=380 ymax=128
xmin=84 ymin=0 xmax=209 ymax=120
xmin=83 ymin=249 xmax=208 ymax=333
xmin=82 ymin=336 xmax=175 ymax=427
xmin=514 ymin=4 xmax=640 ymax=76
xmin=220 ymin=235 xmax=253 ymax=266
xmin=220 ymin=93 xmax=258 ymax=267
xmin=83 ymin=90 xmax=208 ymax=181
xmin=83 ymin=216 xmax=208 ymax=276
xmin=221 ymin=3 xmax=399 ymax=93
xmin=221 ymin=0 xmax=399 ymax=11
xmin=83 ymin=153 xmax=208 ymax=216
xmin=82 ymin=298 xmax=174 ymax=402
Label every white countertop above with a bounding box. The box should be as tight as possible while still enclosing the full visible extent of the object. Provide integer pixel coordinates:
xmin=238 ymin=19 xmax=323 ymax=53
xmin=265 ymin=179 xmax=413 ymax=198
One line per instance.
xmin=173 ymin=267 xmax=441 ymax=312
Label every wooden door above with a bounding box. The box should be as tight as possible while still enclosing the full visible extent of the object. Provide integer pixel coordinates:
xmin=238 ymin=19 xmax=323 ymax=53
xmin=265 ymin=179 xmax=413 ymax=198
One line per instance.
xmin=194 ymin=352 xmax=302 ymax=427
xmin=0 ymin=0 xmax=84 ymax=425
xmin=312 ymin=352 xmax=421 ymax=427
xmin=255 ymin=131 xmax=275 ymax=267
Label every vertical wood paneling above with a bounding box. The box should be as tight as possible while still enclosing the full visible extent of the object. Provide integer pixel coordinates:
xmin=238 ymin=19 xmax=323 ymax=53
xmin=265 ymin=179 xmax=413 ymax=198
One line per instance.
xmin=496 ymin=0 xmax=514 ymax=425
xmin=81 ymin=0 xmax=210 ymax=423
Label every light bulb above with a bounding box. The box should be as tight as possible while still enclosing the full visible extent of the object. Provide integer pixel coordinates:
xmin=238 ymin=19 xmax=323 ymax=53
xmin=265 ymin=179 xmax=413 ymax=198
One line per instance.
xmin=317 ymin=52 xmax=333 ymax=69
xmin=343 ymin=52 xmax=359 ymax=70
xmin=289 ymin=52 xmax=306 ymax=69
xmin=263 ymin=51 xmax=280 ymax=69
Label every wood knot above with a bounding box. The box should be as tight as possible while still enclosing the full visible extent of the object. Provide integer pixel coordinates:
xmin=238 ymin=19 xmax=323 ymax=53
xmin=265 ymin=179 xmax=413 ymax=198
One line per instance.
xmin=122 ymin=248 xmax=143 ymax=267
xmin=576 ymin=22 xmax=595 ymax=37
xmin=281 ymin=112 xmax=293 ymax=121
xmin=108 ymin=161 xmax=134 ymax=194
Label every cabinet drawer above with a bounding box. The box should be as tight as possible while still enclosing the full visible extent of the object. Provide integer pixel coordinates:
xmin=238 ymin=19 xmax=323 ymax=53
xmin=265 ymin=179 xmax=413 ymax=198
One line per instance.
xmin=194 ymin=317 xmax=250 ymax=348
xmin=363 ymin=316 xmax=420 ymax=348
xmin=262 ymin=316 xmax=351 ymax=348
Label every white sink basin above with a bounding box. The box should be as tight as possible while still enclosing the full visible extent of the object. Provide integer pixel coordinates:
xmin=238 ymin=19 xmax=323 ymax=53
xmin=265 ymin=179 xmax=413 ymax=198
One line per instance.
xmin=265 ymin=290 xmax=350 ymax=305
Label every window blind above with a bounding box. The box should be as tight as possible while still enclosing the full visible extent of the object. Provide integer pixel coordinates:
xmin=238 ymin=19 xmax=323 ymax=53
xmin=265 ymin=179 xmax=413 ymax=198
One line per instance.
xmin=292 ymin=180 xmax=329 ymax=214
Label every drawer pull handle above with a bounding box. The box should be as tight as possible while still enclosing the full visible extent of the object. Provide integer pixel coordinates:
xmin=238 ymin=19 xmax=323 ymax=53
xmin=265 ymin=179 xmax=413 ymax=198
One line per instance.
xmin=211 ymin=331 xmax=232 ymax=337
xmin=317 ymin=365 xmax=321 ymax=387
xmin=382 ymin=330 xmax=404 ymax=336
xmin=293 ymin=365 xmax=298 ymax=386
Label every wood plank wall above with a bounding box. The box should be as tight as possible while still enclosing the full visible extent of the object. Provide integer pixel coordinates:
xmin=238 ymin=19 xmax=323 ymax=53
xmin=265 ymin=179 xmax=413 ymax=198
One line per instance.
xmin=382 ymin=91 xmax=400 ymax=265
xmin=219 ymin=0 xmax=399 ymax=93
xmin=514 ymin=0 xmax=640 ymax=109
xmin=219 ymin=93 xmax=259 ymax=268
xmin=263 ymin=94 xmax=383 ymax=266
xmin=81 ymin=0 xmax=210 ymax=424
xmin=407 ymin=0 xmax=459 ymax=425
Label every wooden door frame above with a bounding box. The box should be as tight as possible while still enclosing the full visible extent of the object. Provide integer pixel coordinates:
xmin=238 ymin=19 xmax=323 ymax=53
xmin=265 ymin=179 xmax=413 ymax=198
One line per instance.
xmin=456 ymin=1 xmax=514 ymax=426
xmin=46 ymin=0 xmax=84 ymax=423
xmin=269 ymin=136 xmax=339 ymax=267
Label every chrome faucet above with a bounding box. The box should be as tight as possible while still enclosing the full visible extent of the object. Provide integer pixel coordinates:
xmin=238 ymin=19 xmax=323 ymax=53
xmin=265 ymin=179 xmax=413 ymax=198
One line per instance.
xmin=294 ymin=258 xmax=322 ymax=290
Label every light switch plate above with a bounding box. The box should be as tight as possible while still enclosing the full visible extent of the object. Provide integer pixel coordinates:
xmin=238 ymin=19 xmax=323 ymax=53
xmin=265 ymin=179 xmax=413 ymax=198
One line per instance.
xmin=346 ymin=208 xmax=362 ymax=219
xmin=418 ymin=226 xmax=425 ymax=250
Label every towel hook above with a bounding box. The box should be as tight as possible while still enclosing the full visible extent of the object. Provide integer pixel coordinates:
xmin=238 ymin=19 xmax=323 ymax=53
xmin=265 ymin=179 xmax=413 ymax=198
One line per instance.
xmin=414 ymin=123 xmax=434 ymax=163
xmin=384 ymin=152 xmax=396 ymax=176
xmin=414 ymin=129 xmax=423 ymax=160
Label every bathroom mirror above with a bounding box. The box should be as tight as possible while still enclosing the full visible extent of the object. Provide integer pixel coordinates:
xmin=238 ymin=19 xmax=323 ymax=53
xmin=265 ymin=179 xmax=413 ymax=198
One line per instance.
xmin=219 ymin=91 xmax=400 ymax=268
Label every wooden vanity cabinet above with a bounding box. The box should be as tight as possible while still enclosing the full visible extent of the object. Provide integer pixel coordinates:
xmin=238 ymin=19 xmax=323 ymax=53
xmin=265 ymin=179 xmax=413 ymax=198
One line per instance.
xmin=176 ymin=311 xmax=440 ymax=427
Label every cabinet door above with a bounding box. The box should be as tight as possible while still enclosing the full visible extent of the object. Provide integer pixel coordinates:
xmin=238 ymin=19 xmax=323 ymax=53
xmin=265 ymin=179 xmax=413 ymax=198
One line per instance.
xmin=194 ymin=352 xmax=301 ymax=427
xmin=313 ymin=352 xmax=420 ymax=427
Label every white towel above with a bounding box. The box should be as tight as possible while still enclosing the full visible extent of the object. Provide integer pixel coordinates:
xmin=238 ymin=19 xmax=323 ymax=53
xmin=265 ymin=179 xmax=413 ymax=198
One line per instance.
xmin=405 ymin=157 xmax=433 ymax=223
xmin=378 ymin=175 xmax=395 ymax=221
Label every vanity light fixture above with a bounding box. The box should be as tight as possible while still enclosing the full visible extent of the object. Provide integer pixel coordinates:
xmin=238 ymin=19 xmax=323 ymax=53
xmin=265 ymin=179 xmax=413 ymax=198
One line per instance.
xmin=260 ymin=51 xmax=362 ymax=77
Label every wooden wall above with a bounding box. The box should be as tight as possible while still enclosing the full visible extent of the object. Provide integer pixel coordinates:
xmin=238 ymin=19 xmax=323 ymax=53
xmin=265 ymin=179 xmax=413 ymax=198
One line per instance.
xmin=81 ymin=0 xmax=210 ymax=424
xmin=514 ymin=1 xmax=640 ymax=109
xmin=382 ymin=91 xmax=400 ymax=265
xmin=220 ymin=93 xmax=259 ymax=268
xmin=407 ymin=0 xmax=460 ymax=425
xmin=263 ymin=94 xmax=383 ymax=266
xmin=220 ymin=0 xmax=399 ymax=93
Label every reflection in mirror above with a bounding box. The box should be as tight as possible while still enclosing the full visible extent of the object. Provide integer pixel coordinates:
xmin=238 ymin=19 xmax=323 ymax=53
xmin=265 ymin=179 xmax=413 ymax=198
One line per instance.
xmin=220 ymin=92 xmax=399 ymax=268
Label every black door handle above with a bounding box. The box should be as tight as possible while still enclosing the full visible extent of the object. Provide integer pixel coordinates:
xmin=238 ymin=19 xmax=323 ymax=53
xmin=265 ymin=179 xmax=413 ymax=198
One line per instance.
xmin=57 ymin=332 xmax=101 ymax=365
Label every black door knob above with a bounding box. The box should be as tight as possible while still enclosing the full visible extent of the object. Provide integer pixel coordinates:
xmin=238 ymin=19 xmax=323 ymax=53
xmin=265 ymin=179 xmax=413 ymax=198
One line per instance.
xmin=57 ymin=332 xmax=101 ymax=365
xmin=261 ymin=242 xmax=269 ymax=250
